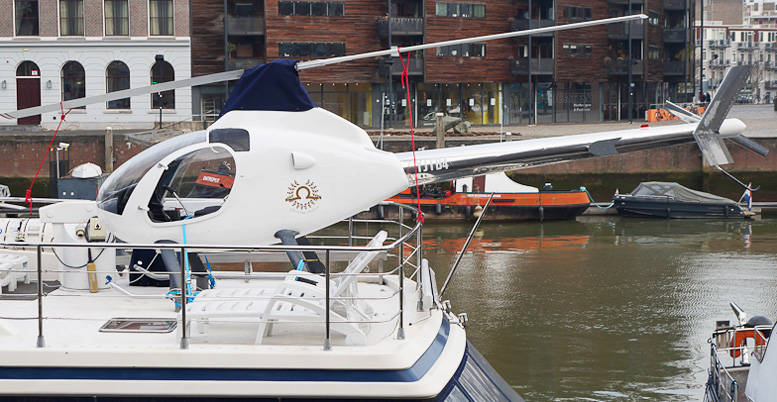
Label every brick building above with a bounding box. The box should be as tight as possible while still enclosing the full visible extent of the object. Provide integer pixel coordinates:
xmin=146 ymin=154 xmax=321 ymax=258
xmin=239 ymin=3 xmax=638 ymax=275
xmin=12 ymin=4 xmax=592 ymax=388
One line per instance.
xmin=192 ymin=0 xmax=696 ymax=128
xmin=0 ymin=0 xmax=192 ymax=130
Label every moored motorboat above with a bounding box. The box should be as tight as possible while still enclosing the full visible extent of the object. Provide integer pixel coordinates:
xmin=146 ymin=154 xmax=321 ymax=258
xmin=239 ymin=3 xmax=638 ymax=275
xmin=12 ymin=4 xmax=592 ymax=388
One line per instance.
xmin=363 ymin=172 xmax=591 ymax=222
xmin=613 ymin=182 xmax=752 ymax=219
xmin=704 ymin=302 xmax=775 ymax=402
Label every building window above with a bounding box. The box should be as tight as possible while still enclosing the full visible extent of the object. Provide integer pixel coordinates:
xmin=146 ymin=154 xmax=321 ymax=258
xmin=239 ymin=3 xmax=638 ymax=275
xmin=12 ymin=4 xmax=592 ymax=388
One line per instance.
xmin=436 ymin=43 xmax=486 ymax=57
xmin=61 ymin=61 xmax=86 ymax=108
xmin=15 ymin=0 xmax=39 ymax=36
xmin=278 ymin=1 xmax=344 ymax=16
xmin=60 ymin=0 xmax=84 ymax=36
xmin=562 ymin=44 xmax=592 ymax=58
xmin=106 ymin=61 xmax=131 ymax=109
xmin=648 ymin=46 xmax=660 ymax=60
xmin=649 ymin=11 xmax=658 ymax=25
xmin=150 ymin=0 xmax=173 ymax=36
xmin=151 ymin=60 xmax=175 ymax=109
xmin=562 ymin=6 xmax=591 ymax=21
xmin=435 ymin=3 xmax=485 ymax=18
xmin=105 ymin=0 xmax=129 ymax=35
xmin=279 ymin=42 xmax=345 ymax=58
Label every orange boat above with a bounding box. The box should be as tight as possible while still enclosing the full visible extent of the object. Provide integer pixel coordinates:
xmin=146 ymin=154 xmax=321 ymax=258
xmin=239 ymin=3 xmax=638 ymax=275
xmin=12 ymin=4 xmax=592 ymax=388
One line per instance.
xmin=366 ymin=172 xmax=591 ymax=221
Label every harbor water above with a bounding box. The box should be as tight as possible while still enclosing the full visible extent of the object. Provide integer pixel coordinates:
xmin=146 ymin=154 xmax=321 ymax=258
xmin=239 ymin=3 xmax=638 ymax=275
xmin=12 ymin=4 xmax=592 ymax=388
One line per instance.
xmin=425 ymin=216 xmax=777 ymax=401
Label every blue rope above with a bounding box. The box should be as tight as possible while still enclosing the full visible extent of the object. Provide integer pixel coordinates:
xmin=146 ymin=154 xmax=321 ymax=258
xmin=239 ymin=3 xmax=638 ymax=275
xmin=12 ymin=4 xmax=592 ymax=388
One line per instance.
xmin=167 ymin=215 xmax=198 ymax=306
xmin=581 ymin=186 xmax=616 ymax=210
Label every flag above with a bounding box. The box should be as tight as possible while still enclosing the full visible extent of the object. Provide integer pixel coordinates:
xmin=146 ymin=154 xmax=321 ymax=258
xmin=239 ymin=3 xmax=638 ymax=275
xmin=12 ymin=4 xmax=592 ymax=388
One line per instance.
xmin=743 ymin=184 xmax=752 ymax=211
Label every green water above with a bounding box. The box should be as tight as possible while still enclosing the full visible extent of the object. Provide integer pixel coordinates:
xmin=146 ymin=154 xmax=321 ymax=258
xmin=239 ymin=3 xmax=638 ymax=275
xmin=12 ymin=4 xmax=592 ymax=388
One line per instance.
xmin=424 ymin=216 xmax=777 ymax=401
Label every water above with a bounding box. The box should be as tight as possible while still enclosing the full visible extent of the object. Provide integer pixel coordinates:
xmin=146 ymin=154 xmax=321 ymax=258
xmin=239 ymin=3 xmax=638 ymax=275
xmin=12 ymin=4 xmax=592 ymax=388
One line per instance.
xmin=422 ymin=216 xmax=777 ymax=401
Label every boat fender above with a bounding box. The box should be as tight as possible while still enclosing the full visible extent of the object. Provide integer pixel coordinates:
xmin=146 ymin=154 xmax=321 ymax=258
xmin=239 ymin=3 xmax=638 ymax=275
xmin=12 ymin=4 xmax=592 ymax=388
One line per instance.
xmin=538 ymin=206 xmax=544 ymax=221
xmin=435 ymin=201 xmax=442 ymax=215
xmin=666 ymin=208 xmax=671 ymax=218
xmin=465 ymin=205 xmax=472 ymax=219
xmin=377 ymin=204 xmax=385 ymax=220
xmin=472 ymin=205 xmax=483 ymax=219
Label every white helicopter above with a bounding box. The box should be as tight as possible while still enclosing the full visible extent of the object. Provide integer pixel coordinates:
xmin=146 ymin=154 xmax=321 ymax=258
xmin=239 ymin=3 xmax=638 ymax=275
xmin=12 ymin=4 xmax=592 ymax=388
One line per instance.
xmin=1 ymin=14 xmax=765 ymax=249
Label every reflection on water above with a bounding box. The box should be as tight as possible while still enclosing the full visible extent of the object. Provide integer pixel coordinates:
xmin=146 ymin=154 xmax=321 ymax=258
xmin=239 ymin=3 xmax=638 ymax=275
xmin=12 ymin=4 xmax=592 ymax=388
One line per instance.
xmin=424 ymin=217 xmax=777 ymax=402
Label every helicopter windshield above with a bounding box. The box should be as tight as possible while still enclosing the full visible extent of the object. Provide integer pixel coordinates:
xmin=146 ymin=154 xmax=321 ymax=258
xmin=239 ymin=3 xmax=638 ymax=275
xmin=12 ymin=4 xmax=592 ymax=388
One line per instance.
xmin=97 ymin=132 xmax=207 ymax=216
xmin=147 ymin=146 xmax=236 ymax=222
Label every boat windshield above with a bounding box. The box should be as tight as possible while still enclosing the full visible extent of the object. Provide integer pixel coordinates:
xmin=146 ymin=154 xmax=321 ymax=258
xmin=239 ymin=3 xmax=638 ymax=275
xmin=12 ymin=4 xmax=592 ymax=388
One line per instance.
xmin=97 ymin=131 xmax=207 ymax=215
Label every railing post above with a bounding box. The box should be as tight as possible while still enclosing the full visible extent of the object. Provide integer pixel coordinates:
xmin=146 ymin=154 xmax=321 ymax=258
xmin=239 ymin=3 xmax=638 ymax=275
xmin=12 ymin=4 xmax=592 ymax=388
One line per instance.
xmin=324 ymin=250 xmax=332 ymax=351
xmin=348 ymin=216 xmax=354 ymax=247
xmin=36 ymin=244 xmax=45 ymax=348
xmin=398 ymin=229 xmax=405 ymax=340
xmin=180 ymin=246 xmax=189 ymax=350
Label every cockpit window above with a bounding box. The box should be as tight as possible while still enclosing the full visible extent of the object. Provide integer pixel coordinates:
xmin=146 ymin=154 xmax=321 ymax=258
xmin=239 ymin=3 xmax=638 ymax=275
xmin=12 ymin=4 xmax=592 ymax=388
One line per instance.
xmin=209 ymin=128 xmax=250 ymax=152
xmin=148 ymin=146 xmax=236 ymax=222
xmin=97 ymin=131 xmax=207 ymax=215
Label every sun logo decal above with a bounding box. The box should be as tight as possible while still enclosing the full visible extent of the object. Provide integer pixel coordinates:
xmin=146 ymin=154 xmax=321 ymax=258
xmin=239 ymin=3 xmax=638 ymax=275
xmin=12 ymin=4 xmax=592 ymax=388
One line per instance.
xmin=285 ymin=180 xmax=322 ymax=212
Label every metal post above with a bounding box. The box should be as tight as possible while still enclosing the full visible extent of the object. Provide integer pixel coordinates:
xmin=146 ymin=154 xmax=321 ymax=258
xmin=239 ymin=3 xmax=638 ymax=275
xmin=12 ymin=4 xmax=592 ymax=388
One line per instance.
xmin=180 ymin=246 xmax=188 ymax=349
xmin=398 ymin=227 xmax=405 ymax=340
xmin=700 ymin=0 xmax=704 ymax=103
xmin=324 ymin=250 xmax=332 ymax=350
xmin=36 ymin=245 xmax=45 ymax=348
xmin=628 ymin=0 xmax=633 ymax=124
xmin=528 ymin=0 xmax=533 ymax=125
xmin=348 ymin=216 xmax=354 ymax=247
xmin=158 ymin=93 xmax=163 ymax=129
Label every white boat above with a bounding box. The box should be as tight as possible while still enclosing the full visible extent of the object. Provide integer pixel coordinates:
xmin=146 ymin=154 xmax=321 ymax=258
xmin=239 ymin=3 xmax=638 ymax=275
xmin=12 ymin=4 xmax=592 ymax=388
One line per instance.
xmin=704 ymin=302 xmax=776 ymax=402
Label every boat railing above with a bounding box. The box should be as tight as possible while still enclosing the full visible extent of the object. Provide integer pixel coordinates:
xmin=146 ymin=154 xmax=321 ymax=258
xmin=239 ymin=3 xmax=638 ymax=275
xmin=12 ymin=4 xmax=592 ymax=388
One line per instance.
xmin=0 ymin=201 xmax=430 ymax=350
xmin=706 ymin=340 xmax=740 ymax=402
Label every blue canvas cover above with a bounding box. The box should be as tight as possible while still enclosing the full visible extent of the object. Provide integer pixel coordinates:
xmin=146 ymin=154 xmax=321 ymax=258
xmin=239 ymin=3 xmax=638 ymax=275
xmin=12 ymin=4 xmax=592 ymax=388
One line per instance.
xmin=218 ymin=60 xmax=317 ymax=118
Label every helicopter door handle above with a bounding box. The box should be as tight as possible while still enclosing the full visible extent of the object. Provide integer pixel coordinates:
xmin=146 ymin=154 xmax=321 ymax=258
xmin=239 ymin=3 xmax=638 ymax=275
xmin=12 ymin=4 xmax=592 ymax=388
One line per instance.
xmin=138 ymin=206 xmax=150 ymax=211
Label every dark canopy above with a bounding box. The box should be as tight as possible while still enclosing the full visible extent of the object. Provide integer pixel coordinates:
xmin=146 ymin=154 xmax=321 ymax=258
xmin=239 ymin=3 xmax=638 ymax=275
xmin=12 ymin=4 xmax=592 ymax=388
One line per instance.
xmin=629 ymin=182 xmax=737 ymax=205
xmin=218 ymin=60 xmax=317 ymax=118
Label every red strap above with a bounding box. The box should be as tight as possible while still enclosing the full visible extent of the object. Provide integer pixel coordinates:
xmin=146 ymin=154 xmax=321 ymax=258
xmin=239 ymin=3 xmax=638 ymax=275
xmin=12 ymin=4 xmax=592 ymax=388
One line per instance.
xmin=397 ymin=48 xmax=424 ymax=224
xmin=26 ymin=102 xmax=72 ymax=212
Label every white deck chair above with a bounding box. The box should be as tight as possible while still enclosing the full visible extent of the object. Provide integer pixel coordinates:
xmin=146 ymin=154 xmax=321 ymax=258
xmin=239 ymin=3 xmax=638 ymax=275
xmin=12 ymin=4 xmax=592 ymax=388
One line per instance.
xmin=184 ymin=231 xmax=388 ymax=345
xmin=255 ymin=230 xmax=388 ymax=345
xmin=0 ymin=254 xmax=30 ymax=294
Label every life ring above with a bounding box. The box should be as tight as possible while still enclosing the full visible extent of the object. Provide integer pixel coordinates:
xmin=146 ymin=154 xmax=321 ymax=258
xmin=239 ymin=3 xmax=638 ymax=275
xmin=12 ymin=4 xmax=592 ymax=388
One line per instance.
xmin=729 ymin=328 xmax=769 ymax=358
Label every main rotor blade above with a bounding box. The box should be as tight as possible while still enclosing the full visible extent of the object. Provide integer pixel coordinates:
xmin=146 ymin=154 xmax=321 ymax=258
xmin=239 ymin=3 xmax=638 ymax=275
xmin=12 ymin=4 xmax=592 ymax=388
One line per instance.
xmin=1 ymin=70 xmax=245 ymax=120
xmin=663 ymin=101 xmax=701 ymax=123
xmin=729 ymin=135 xmax=769 ymax=158
xmin=297 ymin=14 xmax=647 ymax=71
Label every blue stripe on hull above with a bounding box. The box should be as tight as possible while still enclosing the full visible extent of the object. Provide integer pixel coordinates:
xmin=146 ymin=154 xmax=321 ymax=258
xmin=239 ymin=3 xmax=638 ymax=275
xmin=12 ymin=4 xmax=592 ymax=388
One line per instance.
xmin=0 ymin=320 xmax=451 ymax=384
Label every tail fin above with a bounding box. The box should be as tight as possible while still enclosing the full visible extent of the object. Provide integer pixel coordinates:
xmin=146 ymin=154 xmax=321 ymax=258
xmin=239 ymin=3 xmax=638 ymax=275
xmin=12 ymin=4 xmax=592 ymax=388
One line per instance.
xmin=692 ymin=65 xmax=753 ymax=166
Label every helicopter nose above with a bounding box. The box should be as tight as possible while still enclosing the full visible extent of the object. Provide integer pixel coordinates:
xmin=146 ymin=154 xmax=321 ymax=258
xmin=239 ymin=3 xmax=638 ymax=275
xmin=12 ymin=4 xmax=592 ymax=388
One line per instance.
xmin=718 ymin=118 xmax=746 ymax=138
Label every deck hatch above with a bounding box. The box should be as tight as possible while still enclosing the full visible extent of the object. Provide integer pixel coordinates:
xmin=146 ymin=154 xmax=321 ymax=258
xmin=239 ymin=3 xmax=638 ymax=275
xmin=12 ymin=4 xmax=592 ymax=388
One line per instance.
xmin=99 ymin=318 xmax=178 ymax=333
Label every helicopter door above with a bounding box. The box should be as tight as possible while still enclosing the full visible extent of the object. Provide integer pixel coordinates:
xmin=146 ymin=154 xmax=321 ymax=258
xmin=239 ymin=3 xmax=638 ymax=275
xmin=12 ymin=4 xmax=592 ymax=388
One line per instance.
xmin=148 ymin=146 xmax=236 ymax=222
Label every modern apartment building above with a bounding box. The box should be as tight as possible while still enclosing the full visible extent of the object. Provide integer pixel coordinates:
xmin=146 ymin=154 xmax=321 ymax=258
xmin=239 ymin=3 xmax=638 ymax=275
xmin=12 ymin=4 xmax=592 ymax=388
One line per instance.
xmin=191 ymin=0 xmax=696 ymax=129
xmin=697 ymin=0 xmax=777 ymax=103
xmin=0 ymin=0 xmax=192 ymax=130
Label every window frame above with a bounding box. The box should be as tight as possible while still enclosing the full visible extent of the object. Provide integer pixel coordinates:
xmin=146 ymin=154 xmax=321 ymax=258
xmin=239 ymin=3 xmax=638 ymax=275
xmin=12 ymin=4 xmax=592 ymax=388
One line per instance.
xmin=149 ymin=0 xmax=174 ymax=36
xmin=60 ymin=0 xmax=84 ymax=36
xmin=15 ymin=0 xmax=40 ymax=36
xmin=61 ymin=61 xmax=86 ymax=108
xmin=105 ymin=0 xmax=129 ymax=36
xmin=106 ymin=60 xmax=131 ymax=110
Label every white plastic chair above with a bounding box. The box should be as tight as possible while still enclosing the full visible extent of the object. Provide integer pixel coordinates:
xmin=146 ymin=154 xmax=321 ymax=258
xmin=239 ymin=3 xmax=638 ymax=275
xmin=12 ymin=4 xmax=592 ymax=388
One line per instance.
xmin=0 ymin=254 xmax=30 ymax=294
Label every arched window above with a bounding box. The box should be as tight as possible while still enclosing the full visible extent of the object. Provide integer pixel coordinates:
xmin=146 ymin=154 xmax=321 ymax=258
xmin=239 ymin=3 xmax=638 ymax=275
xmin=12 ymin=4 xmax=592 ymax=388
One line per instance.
xmin=61 ymin=61 xmax=85 ymax=108
xmin=151 ymin=60 xmax=175 ymax=109
xmin=106 ymin=61 xmax=130 ymax=109
xmin=16 ymin=60 xmax=40 ymax=77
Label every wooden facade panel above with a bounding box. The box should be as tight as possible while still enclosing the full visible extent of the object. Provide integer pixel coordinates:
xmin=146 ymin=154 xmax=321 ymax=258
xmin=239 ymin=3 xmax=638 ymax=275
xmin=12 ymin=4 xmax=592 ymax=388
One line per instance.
xmin=266 ymin=1 xmax=384 ymax=83
xmin=424 ymin=1 xmax=517 ymax=83
xmin=556 ymin=2 xmax=614 ymax=84
xmin=191 ymin=0 xmax=228 ymax=77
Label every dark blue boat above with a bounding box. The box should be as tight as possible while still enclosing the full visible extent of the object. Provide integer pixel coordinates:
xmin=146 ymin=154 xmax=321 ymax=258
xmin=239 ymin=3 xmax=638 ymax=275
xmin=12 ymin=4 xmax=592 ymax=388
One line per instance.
xmin=613 ymin=182 xmax=751 ymax=219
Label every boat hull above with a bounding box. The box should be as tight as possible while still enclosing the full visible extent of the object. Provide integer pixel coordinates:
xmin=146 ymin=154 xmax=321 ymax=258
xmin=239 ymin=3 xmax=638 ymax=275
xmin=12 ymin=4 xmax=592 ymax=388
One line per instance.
xmin=364 ymin=191 xmax=590 ymax=222
xmin=613 ymin=196 xmax=748 ymax=219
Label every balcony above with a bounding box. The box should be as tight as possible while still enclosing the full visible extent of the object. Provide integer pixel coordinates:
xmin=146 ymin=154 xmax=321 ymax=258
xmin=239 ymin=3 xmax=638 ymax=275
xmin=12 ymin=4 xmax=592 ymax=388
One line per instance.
xmin=378 ymin=57 xmax=424 ymax=77
xmin=765 ymin=43 xmax=777 ymax=51
xmin=606 ymin=59 xmax=643 ymax=75
xmin=766 ymin=81 xmax=777 ymax=89
xmin=510 ymin=18 xmax=555 ymax=37
xmin=663 ymin=0 xmax=686 ymax=10
xmin=377 ymin=17 xmax=424 ymax=36
xmin=607 ymin=22 xmax=644 ymax=40
xmin=226 ymin=17 xmax=264 ymax=36
xmin=765 ymin=61 xmax=777 ymax=70
xmin=606 ymin=0 xmax=643 ymax=4
xmin=708 ymin=59 xmax=730 ymax=68
xmin=709 ymin=39 xmax=729 ymax=49
xmin=737 ymin=42 xmax=757 ymax=51
xmin=662 ymin=61 xmax=685 ymax=76
xmin=663 ymin=28 xmax=687 ymax=43
xmin=228 ymin=57 xmax=265 ymax=70
xmin=510 ymin=57 xmax=554 ymax=75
